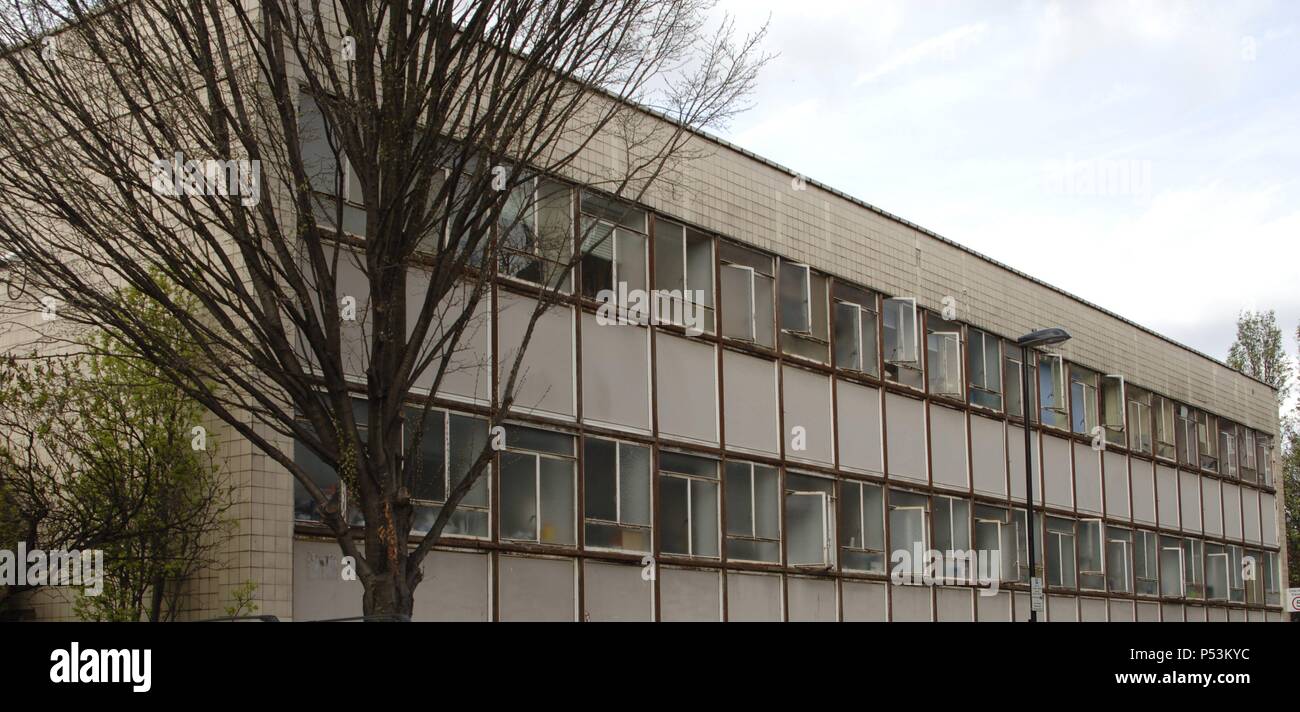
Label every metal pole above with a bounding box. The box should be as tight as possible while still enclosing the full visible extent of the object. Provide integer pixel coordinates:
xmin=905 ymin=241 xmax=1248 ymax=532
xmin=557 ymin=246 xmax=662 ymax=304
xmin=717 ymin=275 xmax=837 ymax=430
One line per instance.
xmin=1022 ymin=344 xmax=1037 ymax=622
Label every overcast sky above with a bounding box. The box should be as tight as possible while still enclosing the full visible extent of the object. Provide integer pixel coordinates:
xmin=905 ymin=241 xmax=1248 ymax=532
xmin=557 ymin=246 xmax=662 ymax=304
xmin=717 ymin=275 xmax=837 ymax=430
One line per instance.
xmin=713 ymin=0 xmax=1300 ymax=391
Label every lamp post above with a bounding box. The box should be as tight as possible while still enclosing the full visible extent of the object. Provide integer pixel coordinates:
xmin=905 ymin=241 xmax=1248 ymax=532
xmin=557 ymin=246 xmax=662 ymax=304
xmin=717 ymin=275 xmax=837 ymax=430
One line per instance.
xmin=1016 ymin=327 xmax=1071 ymax=622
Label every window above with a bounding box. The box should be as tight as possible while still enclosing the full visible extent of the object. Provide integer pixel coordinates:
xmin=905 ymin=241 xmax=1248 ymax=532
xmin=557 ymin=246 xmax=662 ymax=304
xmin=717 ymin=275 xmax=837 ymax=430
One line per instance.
xmin=405 ymin=406 xmax=491 ymax=537
xmin=1126 ymin=387 xmax=1152 ymax=454
xmin=1153 ymin=395 xmax=1176 ymax=461
xmin=1134 ymin=530 xmax=1159 ymax=596
xmin=725 ymin=462 xmax=780 ymax=563
xmin=1106 ymin=527 xmax=1133 ymax=593
xmin=1196 ymin=411 xmax=1218 ymax=472
xmin=889 ymin=490 xmax=930 ymax=582
xmin=293 ymin=397 xmax=368 ymax=524
xmin=1182 ymin=538 xmax=1204 ymax=599
xmin=840 ymin=480 xmax=885 ymax=572
xmin=933 ymin=495 xmax=971 ymax=581
xmin=1013 ymin=508 xmax=1043 ymax=583
xmin=1100 ymin=375 xmax=1125 ymax=447
xmin=1175 ymin=404 xmax=1198 ymax=467
xmin=583 ymin=437 xmax=651 ymax=552
xmin=1219 ymin=421 xmax=1238 ymax=478
xmin=1045 ymin=516 xmax=1077 ymax=589
xmin=579 ymin=191 xmax=647 ymax=305
xmin=786 ymin=472 xmax=836 ymax=567
xmin=1069 ymin=366 xmax=1099 ymax=436
xmin=1078 ymin=519 xmax=1104 ymax=590
xmin=1205 ymin=543 xmax=1229 ymax=601
xmin=299 ymin=93 xmax=366 ymax=237
xmin=1239 ymin=426 xmax=1257 ymax=483
xmin=882 ymin=298 xmax=922 ymax=388
xmin=1158 ymin=535 xmax=1184 ymax=597
xmin=659 ymin=451 xmax=720 ymax=558
xmin=499 ymin=177 xmax=573 ymax=292
xmin=1258 ymin=435 xmax=1273 ymax=487
xmin=500 ymin=426 xmax=576 ymax=545
xmin=1263 ymin=551 xmax=1281 ymax=606
xmin=779 ymin=261 xmax=829 ymax=362
xmin=925 ymin=313 xmax=963 ymax=398
xmin=1004 ymin=344 xmax=1038 ymax=423
xmin=833 ymin=283 xmax=879 ymax=376
xmin=1228 ymin=545 xmax=1245 ymax=603
xmin=974 ymin=505 xmax=1017 ymax=581
xmin=653 ymin=219 xmax=714 ymax=333
xmin=720 ymin=242 xmax=775 ymax=348
xmin=1038 ymin=354 xmax=1068 ymax=430
xmin=967 ymin=328 xmax=1002 ymax=411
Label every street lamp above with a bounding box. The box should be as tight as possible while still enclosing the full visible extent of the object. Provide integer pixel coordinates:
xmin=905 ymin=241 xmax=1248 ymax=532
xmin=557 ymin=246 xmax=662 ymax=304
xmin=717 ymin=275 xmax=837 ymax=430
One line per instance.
xmin=1015 ymin=327 xmax=1071 ymax=622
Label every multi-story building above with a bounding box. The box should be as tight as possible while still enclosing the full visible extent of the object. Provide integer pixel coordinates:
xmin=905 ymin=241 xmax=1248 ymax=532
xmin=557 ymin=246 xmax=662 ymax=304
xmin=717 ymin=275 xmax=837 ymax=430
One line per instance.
xmin=3 ymin=75 xmax=1286 ymax=626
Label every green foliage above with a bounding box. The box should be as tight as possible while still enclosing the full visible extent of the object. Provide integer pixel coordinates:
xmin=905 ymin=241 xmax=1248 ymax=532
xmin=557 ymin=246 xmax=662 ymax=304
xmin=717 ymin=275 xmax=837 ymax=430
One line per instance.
xmin=1226 ymin=309 xmax=1292 ymax=407
xmin=0 ymin=274 xmax=234 ymax=621
xmin=224 ymin=580 xmax=260 ymax=618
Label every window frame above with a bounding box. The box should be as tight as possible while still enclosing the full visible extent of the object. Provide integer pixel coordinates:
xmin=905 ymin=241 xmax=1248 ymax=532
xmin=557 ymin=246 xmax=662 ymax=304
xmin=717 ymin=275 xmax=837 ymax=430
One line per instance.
xmin=658 ymin=451 xmax=721 ymax=559
xmin=840 ymin=479 xmax=886 ymax=573
xmin=582 ymin=437 xmax=652 ymax=554
xmin=967 ymin=328 xmax=1003 ymax=412
xmin=499 ymin=427 xmax=578 ymax=546
xmin=724 ymin=461 xmax=781 ymax=563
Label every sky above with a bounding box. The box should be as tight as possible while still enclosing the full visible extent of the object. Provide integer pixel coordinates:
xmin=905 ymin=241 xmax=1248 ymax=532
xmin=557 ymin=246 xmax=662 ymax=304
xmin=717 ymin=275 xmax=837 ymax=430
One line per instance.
xmin=711 ymin=0 xmax=1300 ymax=403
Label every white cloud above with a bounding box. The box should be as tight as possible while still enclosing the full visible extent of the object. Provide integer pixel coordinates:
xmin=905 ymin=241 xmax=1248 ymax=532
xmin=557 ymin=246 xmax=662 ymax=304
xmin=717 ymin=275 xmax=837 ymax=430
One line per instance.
xmin=854 ymin=22 xmax=989 ymax=85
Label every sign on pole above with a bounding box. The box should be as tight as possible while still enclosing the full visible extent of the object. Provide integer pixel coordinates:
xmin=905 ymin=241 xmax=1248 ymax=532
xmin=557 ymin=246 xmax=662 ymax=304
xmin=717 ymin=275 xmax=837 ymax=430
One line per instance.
xmin=1031 ymin=577 xmax=1045 ymax=612
xmin=1287 ymin=587 xmax=1300 ymax=613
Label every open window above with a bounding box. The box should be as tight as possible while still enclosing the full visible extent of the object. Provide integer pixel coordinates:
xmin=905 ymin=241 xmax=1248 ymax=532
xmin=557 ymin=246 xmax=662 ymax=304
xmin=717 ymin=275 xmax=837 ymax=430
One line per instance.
xmin=653 ymin=219 xmax=714 ymax=333
xmin=1175 ymin=404 xmax=1198 ymax=468
xmin=1152 ymin=395 xmax=1176 ymax=461
xmin=925 ymin=313 xmax=963 ymax=398
xmin=1205 ymin=543 xmax=1229 ymax=601
xmin=1219 ymin=420 xmax=1239 ymax=478
xmin=967 ymin=328 xmax=1003 ymax=411
xmin=499 ymin=177 xmax=573 ymax=292
xmin=720 ymin=242 xmax=775 ymax=348
xmin=1003 ymin=343 xmax=1038 ymax=423
xmin=1182 ymin=538 xmax=1204 ymax=599
xmin=1158 ymin=535 xmax=1185 ymax=597
xmin=1258 ymin=434 xmax=1273 ymax=487
xmin=889 ymin=490 xmax=930 ymax=582
xmin=1105 ymin=527 xmax=1133 ymax=593
xmin=1126 ymin=386 xmax=1153 ymax=454
xmin=1196 ymin=410 xmax=1218 ymax=472
xmin=725 ymin=461 xmax=780 ymax=563
xmin=1069 ymin=366 xmax=1099 ymax=437
xmin=405 ymin=406 xmax=491 ymax=538
xmin=933 ymin=495 xmax=972 ymax=582
xmin=840 ymin=480 xmax=885 ymax=573
xmin=1239 ymin=426 xmax=1257 ymax=483
xmin=1045 ymin=517 xmax=1077 ymax=589
xmin=779 ymin=261 xmax=829 ymax=362
xmin=579 ymin=191 xmax=647 ymax=308
xmin=786 ymin=472 xmax=835 ymax=567
xmin=1078 ymin=519 xmax=1104 ymax=591
xmin=658 ymin=451 xmax=720 ymax=558
xmin=1038 ymin=354 xmax=1069 ymax=430
xmin=974 ymin=505 xmax=1017 ymax=582
xmin=1134 ymin=530 xmax=1159 ymax=596
xmin=882 ymin=298 xmax=921 ymax=388
xmin=832 ymin=283 xmax=879 ymax=377
xmin=583 ymin=437 xmax=651 ymax=553
xmin=500 ymin=426 xmax=577 ymax=546
xmin=1100 ymin=375 xmax=1125 ymax=447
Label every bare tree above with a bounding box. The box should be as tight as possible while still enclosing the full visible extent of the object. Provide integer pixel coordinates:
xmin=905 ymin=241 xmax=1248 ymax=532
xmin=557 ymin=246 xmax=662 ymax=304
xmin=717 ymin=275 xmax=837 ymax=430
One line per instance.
xmin=0 ymin=0 xmax=767 ymax=616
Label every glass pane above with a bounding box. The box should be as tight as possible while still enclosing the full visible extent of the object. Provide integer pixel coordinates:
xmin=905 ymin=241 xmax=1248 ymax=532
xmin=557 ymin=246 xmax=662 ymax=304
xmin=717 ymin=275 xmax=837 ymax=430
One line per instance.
xmin=779 ymin=262 xmax=811 ymax=333
xmin=724 ymin=463 xmax=753 ymax=537
xmin=660 ymin=451 xmax=717 ymax=479
xmin=839 ymin=483 xmax=863 ymax=546
xmin=787 ymin=493 xmax=826 ymax=565
xmin=720 ymin=264 xmax=754 ymax=341
xmin=615 ymin=228 xmax=647 ymax=295
xmin=890 ymin=508 xmax=926 ymax=577
xmin=690 ymin=479 xmax=719 ymax=557
xmin=539 ymin=456 xmax=575 ymax=545
xmin=685 ymin=229 xmax=713 ymax=307
xmin=583 ymin=438 xmax=617 ymax=521
xmin=406 ymin=408 xmax=446 ymax=502
xmin=863 ymin=484 xmax=884 ymax=550
xmin=293 ymin=438 xmax=341 ymax=522
xmin=506 ymin=425 xmax=573 ymax=456
xmin=861 ymin=309 xmax=879 ymax=376
xmin=619 ymin=443 xmax=651 ymax=527
xmin=449 ymin=414 xmax=489 ymax=507
xmin=754 ymin=273 xmax=776 ymax=348
xmin=659 ymin=476 xmax=689 ymax=555
xmin=834 ymin=302 xmax=861 ymax=370
xmin=753 ymin=466 xmax=780 ymax=540
xmin=654 ymin=221 xmax=686 ymax=292
xmin=500 ymin=452 xmax=537 ymax=541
